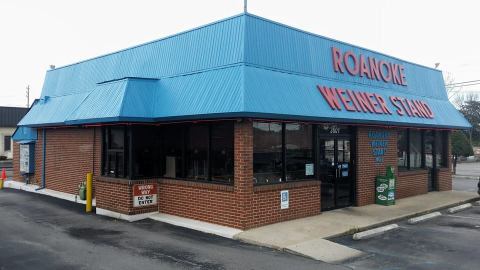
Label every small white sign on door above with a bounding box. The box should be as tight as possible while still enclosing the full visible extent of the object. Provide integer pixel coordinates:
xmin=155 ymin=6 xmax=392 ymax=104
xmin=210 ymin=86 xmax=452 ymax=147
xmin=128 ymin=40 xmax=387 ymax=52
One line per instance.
xmin=280 ymin=190 xmax=289 ymax=209
xmin=305 ymin=163 xmax=314 ymax=176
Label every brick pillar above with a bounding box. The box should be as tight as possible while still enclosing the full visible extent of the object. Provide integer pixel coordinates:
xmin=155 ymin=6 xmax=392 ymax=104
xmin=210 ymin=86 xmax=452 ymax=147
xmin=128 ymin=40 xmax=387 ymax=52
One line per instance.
xmin=234 ymin=119 xmax=254 ymax=229
xmin=356 ymin=127 xmax=397 ymax=206
xmin=33 ymin=128 xmax=43 ymax=186
xmin=12 ymin=142 xmax=21 ymax=181
xmin=438 ymin=131 xmax=453 ymax=191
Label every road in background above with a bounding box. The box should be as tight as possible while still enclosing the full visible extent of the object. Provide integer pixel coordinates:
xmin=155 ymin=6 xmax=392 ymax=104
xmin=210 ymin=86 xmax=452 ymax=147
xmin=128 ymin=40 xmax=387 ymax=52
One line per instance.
xmin=453 ymin=162 xmax=479 ymax=192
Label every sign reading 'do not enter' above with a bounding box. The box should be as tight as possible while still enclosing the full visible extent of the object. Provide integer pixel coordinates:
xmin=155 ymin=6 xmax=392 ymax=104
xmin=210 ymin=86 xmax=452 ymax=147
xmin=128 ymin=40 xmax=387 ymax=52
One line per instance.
xmin=133 ymin=184 xmax=158 ymax=207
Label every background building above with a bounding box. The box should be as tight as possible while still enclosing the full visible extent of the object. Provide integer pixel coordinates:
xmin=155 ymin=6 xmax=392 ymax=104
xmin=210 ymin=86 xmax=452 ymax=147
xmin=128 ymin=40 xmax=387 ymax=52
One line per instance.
xmin=0 ymin=106 xmax=28 ymax=159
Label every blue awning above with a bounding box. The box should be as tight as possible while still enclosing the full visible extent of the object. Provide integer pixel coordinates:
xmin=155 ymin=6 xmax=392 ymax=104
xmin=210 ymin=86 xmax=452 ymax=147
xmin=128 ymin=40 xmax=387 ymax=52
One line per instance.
xmin=12 ymin=126 xmax=37 ymax=142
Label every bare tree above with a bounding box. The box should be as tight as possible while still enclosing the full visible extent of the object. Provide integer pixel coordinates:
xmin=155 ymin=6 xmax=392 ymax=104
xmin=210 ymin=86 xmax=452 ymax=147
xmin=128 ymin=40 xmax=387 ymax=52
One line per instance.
xmin=444 ymin=72 xmax=465 ymax=107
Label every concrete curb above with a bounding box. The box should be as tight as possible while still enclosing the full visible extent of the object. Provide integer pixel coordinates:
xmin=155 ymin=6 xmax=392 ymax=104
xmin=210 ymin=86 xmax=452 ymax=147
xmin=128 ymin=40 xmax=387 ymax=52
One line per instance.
xmin=149 ymin=213 xmax=243 ymax=239
xmin=407 ymin=212 xmax=442 ymax=224
xmin=353 ymin=224 xmax=399 ymax=240
xmin=453 ymin=175 xmax=480 ymax=180
xmin=447 ymin=203 xmax=473 ymax=214
xmin=3 ymin=180 xmax=96 ymax=206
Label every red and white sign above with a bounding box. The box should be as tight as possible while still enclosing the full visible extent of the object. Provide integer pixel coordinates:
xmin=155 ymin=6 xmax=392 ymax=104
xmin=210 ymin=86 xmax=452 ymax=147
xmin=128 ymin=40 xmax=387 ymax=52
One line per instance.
xmin=133 ymin=184 xmax=158 ymax=207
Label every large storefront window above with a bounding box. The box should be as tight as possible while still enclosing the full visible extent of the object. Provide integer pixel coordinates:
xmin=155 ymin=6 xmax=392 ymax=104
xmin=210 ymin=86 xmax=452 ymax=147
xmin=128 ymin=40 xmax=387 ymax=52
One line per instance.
xmin=132 ymin=127 xmax=161 ymax=178
xmin=162 ymin=125 xmax=185 ymax=179
xmin=409 ymin=130 xmax=422 ymax=168
xmin=285 ymin=123 xmax=314 ymax=181
xmin=211 ymin=122 xmax=234 ymax=183
xmin=186 ymin=125 xmax=209 ymax=180
xmin=425 ymin=130 xmax=434 ymax=168
xmin=253 ymin=122 xmax=283 ymax=184
xmin=253 ymin=121 xmax=316 ymax=184
xmin=397 ymin=130 xmax=408 ymax=169
xmin=103 ymin=122 xmax=234 ymax=183
xmin=435 ymin=131 xmax=448 ymax=168
xmin=103 ymin=126 xmax=129 ymax=178
xmin=396 ymin=129 xmax=449 ymax=170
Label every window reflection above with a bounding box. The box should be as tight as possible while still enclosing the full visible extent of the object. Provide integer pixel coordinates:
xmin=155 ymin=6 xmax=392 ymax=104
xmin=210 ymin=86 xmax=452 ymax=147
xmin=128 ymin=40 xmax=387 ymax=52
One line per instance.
xmin=253 ymin=122 xmax=283 ymax=184
xmin=285 ymin=123 xmax=314 ymax=181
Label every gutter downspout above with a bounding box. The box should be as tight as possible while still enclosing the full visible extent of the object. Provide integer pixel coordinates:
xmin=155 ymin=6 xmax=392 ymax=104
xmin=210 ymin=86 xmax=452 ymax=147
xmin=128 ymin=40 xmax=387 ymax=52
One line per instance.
xmin=36 ymin=128 xmax=46 ymax=190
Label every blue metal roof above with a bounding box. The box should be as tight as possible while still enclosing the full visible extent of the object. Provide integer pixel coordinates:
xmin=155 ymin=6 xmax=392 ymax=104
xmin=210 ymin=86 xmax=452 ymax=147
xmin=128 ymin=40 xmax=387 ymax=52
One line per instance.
xmin=18 ymin=13 xmax=470 ymax=129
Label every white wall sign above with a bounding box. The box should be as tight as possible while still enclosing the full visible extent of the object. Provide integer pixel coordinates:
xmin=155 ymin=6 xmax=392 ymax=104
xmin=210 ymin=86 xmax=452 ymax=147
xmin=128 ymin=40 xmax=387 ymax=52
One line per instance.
xmin=19 ymin=144 xmax=31 ymax=174
xmin=133 ymin=184 xmax=158 ymax=207
xmin=280 ymin=190 xmax=289 ymax=209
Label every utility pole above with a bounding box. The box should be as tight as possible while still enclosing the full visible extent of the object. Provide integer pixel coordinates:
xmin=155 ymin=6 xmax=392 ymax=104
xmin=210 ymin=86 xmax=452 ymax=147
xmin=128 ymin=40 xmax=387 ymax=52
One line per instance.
xmin=244 ymin=0 xmax=247 ymax=13
xmin=26 ymin=85 xmax=30 ymax=108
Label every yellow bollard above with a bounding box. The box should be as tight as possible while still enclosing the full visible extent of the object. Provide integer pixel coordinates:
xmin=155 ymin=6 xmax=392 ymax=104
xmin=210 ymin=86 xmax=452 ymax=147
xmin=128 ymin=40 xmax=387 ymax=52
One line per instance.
xmin=0 ymin=179 xmax=3 ymax=190
xmin=86 ymin=172 xmax=93 ymax=213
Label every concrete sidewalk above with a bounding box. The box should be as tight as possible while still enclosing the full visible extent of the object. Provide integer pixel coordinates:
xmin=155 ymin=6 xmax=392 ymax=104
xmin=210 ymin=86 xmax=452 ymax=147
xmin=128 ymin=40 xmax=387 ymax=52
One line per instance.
xmin=236 ymin=191 xmax=479 ymax=262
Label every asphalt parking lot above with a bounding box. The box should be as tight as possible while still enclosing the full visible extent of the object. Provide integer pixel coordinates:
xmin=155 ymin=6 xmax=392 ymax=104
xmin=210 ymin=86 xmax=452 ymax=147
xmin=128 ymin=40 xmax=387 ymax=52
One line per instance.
xmin=333 ymin=203 xmax=480 ymax=270
xmin=0 ymin=189 xmax=344 ymax=270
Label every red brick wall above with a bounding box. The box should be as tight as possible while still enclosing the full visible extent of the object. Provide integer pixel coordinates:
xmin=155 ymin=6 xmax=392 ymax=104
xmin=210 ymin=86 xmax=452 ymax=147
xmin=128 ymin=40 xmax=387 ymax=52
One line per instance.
xmin=43 ymin=128 xmax=100 ymax=195
xmin=12 ymin=142 xmax=21 ymax=181
xmin=396 ymin=170 xmax=428 ymax=199
xmin=33 ymin=129 xmax=43 ymax=186
xmin=10 ymin=128 xmax=100 ymax=194
xmin=157 ymin=120 xmax=251 ymax=229
xmin=356 ymin=127 xmax=397 ymax=206
xmin=96 ymin=177 xmax=158 ymax=215
xmin=437 ymin=169 xmax=452 ymax=191
xmin=158 ymin=179 xmax=238 ymax=227
xmin=438 ymin=131 xmax=452 ymax=191
xmin=248 ymin=181 xmax=321 ymax=228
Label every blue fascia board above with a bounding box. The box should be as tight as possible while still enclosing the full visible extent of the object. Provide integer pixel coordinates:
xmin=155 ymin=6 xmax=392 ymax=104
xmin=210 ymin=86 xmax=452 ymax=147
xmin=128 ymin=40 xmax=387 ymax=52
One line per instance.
xmin=19 ymin=112 xmax=470 ymax=130
xmin=12 ymin=126 xmax=37 ymax=141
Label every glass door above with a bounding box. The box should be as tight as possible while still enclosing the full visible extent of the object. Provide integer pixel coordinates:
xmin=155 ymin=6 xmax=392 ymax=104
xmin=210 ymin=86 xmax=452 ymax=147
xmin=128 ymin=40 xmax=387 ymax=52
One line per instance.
xmin=319 ymin=138 xmax=336 ymax=210
xmin=336 ymin=139 xmax=352 ymax=208
xmin=319 ymin=135 xmax=354 ymax=211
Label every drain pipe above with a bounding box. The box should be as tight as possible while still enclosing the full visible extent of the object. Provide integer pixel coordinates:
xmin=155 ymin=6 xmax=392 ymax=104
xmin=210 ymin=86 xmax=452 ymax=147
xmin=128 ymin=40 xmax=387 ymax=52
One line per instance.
xmin=36 ymin=129 xmax=46 ymax=191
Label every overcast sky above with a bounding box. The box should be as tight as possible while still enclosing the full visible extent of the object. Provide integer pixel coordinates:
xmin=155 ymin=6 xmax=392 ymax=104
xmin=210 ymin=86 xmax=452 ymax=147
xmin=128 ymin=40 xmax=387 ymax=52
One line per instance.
xmin=1 ymin=0 xmax=479 ymax=107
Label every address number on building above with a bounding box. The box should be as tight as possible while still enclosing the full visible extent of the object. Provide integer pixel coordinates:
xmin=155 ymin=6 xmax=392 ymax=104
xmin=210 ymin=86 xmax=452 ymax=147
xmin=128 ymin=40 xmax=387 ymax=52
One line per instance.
xmin=133 ymin=184 xmax=158 ymax=207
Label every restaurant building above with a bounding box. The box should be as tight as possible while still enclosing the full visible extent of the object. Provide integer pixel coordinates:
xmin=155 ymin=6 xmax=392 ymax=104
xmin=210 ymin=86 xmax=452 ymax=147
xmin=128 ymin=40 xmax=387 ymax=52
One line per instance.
xmin=11 ymin=13 xmax=470 ymax=229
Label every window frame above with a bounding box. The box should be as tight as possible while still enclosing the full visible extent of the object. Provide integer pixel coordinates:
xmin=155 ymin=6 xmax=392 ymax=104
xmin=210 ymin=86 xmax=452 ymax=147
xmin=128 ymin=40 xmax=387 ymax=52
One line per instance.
xmin=253 ymin=121 xmax=316 ymax=185
xmin=102 ymin=122 xmax=235 ymax=185
xmin=4 ymin=135 xmax=11 ymax=152
xmin=396 ymin=129 xmax=448 ymax=171
xmin=102 ymin=126 xmax=129 ymax=178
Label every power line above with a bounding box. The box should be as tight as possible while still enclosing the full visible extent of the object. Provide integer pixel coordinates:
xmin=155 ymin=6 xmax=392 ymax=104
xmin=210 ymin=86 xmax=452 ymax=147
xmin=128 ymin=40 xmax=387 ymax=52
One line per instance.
xmin=448 ymin=82 xmax=480 ymax=88
xmin=445 ymin=79 xmax=480 ymax=86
